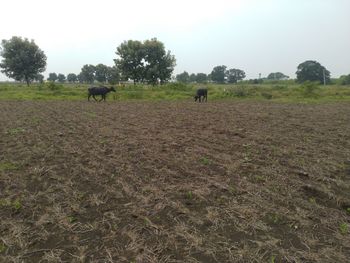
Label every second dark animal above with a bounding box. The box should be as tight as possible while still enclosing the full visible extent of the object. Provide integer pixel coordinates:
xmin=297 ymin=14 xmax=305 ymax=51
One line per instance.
xmin=194 ymin=88 xmax=208 ymax=102
xmin=88 ymin=86 xmax=116 ymax=101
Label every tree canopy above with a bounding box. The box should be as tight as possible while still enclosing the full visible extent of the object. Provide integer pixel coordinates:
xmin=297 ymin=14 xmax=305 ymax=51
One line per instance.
xmin=67 ymin=73 xmax=78 ymax=83
xmin=47 ymin=73 xmax=58 ymax=82
xmin=211 ymin=65 xmax=227 ymax=83
xmin=267 ymin=72 xmax=289 ymax=80
xmin=0 ymin=36 xmax=47 ymax=86
xmin=79 ymin=64 xmax=95 ymax=83
xmin=176 ymin=71 xmax=190 ymax=83
xmin=296 ymin=60 xmax=330 ymax=84
xmin=115 ymin=38 xmax=176 ymax=85
xmin=226 ymin=68 xmax=246 ymax=83
xmin=57 ymin=73 xmax=66 ymax=83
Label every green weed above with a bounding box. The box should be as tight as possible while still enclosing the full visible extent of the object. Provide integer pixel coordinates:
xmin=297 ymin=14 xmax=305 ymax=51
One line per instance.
xmin=339 ymin=223 xmax=349 ymax=235
xmin=200 ymin=157 xmax=211 ymax=165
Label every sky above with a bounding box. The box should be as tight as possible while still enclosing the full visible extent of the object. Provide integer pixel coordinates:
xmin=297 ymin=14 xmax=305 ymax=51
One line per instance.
xmin=0 ymin=0 xmax=349 ymax=81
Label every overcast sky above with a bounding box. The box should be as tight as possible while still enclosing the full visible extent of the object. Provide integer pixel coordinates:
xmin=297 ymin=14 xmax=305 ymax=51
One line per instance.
xmin=0 ymin=0 xmax=349 ymax=80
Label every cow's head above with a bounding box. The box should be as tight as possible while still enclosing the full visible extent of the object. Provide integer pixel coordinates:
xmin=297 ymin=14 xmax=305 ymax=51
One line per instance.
xmin=110 ymin=86 xmax=116 ymax=92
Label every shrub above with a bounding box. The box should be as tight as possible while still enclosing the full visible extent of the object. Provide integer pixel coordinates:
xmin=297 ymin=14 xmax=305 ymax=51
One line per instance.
xmin=301 ymin=81 xmax=320 ymax=97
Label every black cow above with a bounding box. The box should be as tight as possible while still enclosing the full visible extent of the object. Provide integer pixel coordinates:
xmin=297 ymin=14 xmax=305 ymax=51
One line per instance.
xmin=88 ymin=86 xmax=116 ymax=101
xmin=194 ymin=88 xmax=208 ymax=102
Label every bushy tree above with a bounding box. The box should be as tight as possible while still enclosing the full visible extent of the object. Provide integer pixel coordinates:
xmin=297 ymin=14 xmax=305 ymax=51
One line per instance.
xmin=67 ymin=73 xmax=77 ymax=83
xmin=106 ymin=66 xmax=120 ymax=84
xmin=95 ymin=63 xmax=109 ymax=83
xmin=114 ymin=40 xmax=144 ymax=84
xmin=176 ymin=71 xmax=190 ymax=83
xmin=226 ymin=68 xmax=246 ymax=83
xmin=80 ymin=64 xmax=95 ymax=83
xmin=189 ymin=73 xmax=196 ymax=83
xmin=57 ymin=73 xmax=66 ymax=83
xmin=196 ymin=73 xmax=207 ymax=83
xmin=267 ymin=72 xmax=289 ymax=80
xmin=296 ymin=60 xmax=330 ymax=84
xmin=35 ymin=74 xmax=44 ymax=83
xmin=115 ymin=38 xmax=175 ymax=85
xmin=339 ymin=74 xmax=350 ymax=85
xmin=211 ymin=65 xmax=227 ymax=83
xmin=47 ymin=73 xmax=58 ymax=82
xmin=0 ymin=36 xmax=47 ymax=86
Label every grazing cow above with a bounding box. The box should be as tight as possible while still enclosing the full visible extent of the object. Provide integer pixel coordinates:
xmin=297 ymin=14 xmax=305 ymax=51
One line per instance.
xmin=194 ymin=88 xmax=208 ymax=102
xmin=88 ymin=86 xmax=116 ymax=101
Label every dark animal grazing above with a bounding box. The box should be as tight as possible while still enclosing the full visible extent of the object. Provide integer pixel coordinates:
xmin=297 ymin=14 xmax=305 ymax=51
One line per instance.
xmin=88 ymin=86 xmax=116 ymax=101
xmin=194 ymin=88 xmax=208 ymax=102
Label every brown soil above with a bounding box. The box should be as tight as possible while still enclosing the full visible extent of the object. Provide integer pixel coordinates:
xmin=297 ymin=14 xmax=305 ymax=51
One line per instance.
xmin=1 ymin=101 xmax=350 ymax=262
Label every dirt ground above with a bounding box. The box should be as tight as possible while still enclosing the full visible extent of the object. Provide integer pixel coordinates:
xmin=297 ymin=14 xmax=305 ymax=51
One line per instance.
xmin=1 ymin=101 xmax=350 ymax=262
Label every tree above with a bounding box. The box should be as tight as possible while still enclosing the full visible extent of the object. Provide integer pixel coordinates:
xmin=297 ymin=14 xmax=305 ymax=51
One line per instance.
xmin=226 ymin=68 xmax=246 ymax=83
xmin=80 ymin=64 xmax=95 ymax=83
xmin=95 ymin=63 xmax=109 ymax=83
xmin=176 ymin=71 xmax=190 ymax=83
xmin=57 ymin=73 xmax=66 ymax=83
xmin=35 ymin=74 xmax=44 ymax=83
xmin=211 ymin=65 xmax=227 ymax=83
xmin=106 ymin=66 xmax=120 ymax=84
xmin=142 ymin=38 xmax=176 ymax=85
xmin=196 ymin=73 xmax=207 ymax=83
xmin=67 ymin=73 xmax=78 ymax=83
xmin=267 ymin=72 xmax=289 ymax=80
xmin=114 ymin=40 xmax=144 ymax=84
xmin=189 ymin=73 xmax=196 ymax=83
xmin=47 ymin=73 xmax=58 ymax=82
xmin=339 ymin=74 xmax=350 ymax=85
xmin=115 ymin=38 xmax=176 ymax=85
xmin=0 ymin=36 xmax=47 ymax=86
xmin=296 ymin=60 xmax=330 ymax=84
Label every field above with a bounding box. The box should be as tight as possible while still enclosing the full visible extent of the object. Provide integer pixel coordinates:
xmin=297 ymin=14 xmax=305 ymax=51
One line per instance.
xmin=1 ymin=100 xmax=350 ymax=262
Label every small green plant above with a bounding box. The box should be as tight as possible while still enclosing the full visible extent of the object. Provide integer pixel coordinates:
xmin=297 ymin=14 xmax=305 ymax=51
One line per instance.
xmin=200 ymin=157 xmax=211 ymax=165
xmin=186 ymin=191 xmax=193 ymax=199
xmin=7 ymin=127 xmax=25 ymax=135
xmin=339 ymin=223 xmax=349 ymax=235
xmin=68 ymin=216 xmax=77 ymax=223
xmin=13 ymin=199 xmax=22 ymax=211
xmin=270 ymin=255 xmax=276 ymax=263
xmin=346 ymin=207 xmax=350 ymax=214
xmin=233 ymin=86 xmax=248 ymax=97
xmin=309 ymin=197 xmax=316 ymax=204
xmin=0 ymin=242 xmax=6 ymax=253
xmin=0 ymin=162 xmax=18 ymax=171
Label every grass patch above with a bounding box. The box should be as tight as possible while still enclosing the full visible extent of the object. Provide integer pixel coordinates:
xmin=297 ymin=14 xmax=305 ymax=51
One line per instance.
xmin=0 ymin=162 xmax=18 ymax=171
xmin=0 ymin=82 xmax=350 ymax=103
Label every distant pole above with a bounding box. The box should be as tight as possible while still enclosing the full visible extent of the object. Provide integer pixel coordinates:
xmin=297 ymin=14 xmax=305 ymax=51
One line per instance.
xmin=323 ymin=69 xmax=326 ymax=86
xmin=259 ymin=73 xmax=261 ymax=79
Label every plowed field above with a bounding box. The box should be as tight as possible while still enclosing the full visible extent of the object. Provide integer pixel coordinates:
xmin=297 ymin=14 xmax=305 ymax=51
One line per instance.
xmin=1 ymin=101 xmax=350 ymax=262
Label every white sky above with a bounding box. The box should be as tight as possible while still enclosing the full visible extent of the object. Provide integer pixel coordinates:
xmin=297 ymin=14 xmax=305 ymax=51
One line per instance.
xmin=0 ymin=0 xmax=349 ymax=80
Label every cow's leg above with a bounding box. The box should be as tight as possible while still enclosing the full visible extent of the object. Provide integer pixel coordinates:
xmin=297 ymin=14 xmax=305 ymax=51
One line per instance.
xmin=88 ymin=94 xmax=91 ymax=101
xmin=205 ymin=95 xmax=207 ymax=102
xmin=93 ymin=95 xmax=97 ymax=101
xmin=99 ymin=95 xmax=103 ymax=102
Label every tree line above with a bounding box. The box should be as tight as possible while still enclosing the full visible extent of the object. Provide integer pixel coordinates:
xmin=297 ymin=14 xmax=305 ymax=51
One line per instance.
xmin=1 ymin=36 xmax=350 ymax=86
xmin=0 ymin=37 xmax=176 ymax=86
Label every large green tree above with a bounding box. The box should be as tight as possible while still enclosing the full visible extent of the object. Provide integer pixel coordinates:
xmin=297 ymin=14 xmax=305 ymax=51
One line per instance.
xmin=80 ymin=64 xmax=95 ymax=83
xmin=47 ymin=73 xmax=58 ymax=82
xmin=296 ymin=60 xmax=330 ymax=84
xmin=115 ymin=38 xmax=175 ymax=85
xmin=226 ymin=68 xmax=246 ymax=83
xmin=57 ymin=73 xmax=66 ymax=83
xmin=114 ymin=40 xmax=144 ymax=84
xmin=0 ymin=36 xmax=47 ymax=86
xmin=211 ymin=65 xmax=227 ymax=83
xmin=95 ymin=63 xmax=109 ymax=83
xmin=106 ymin=66 xmax=120 ymax=84
xmin=143 ymin=38 xmax=176 ymax=85
xmin=267 ymin=72 xmax=289 ymax=80
xmin=67 ymin=73 xmax=78 ymax=83
xmin=176 ymin=71 xmax=190 ymax=83
xmin=196 ymin=73 xmax=208 ymax=83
